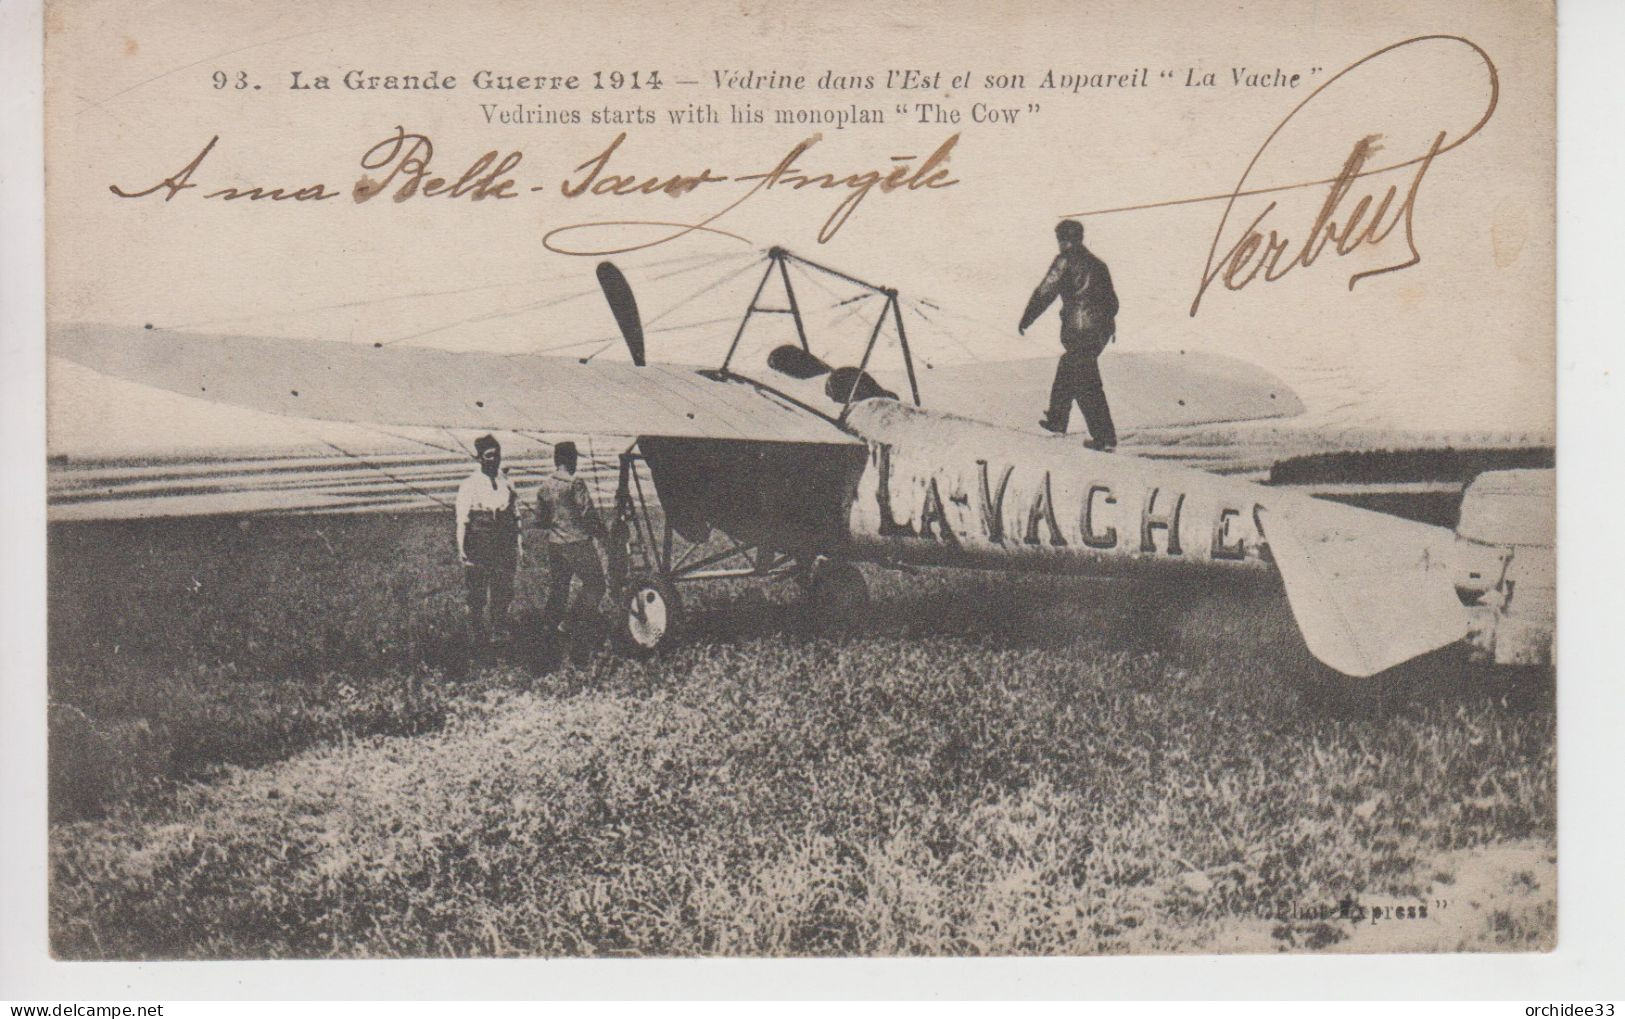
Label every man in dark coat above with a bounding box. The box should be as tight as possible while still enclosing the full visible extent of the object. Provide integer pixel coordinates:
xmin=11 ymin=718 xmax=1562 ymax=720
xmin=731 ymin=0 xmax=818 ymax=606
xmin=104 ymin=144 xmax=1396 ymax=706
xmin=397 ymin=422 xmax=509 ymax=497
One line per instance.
xmin=1018 ymin=220 xmax=1119 ymax=450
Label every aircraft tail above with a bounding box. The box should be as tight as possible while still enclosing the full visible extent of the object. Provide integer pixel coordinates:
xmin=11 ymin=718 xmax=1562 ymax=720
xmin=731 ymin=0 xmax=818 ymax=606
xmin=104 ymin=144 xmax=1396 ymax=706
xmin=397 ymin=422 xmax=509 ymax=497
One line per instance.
xmin=1457 ymin=469 xmax=1556 ymax=667
xmin=1258 ymin=497 xmax=1470 ymax=677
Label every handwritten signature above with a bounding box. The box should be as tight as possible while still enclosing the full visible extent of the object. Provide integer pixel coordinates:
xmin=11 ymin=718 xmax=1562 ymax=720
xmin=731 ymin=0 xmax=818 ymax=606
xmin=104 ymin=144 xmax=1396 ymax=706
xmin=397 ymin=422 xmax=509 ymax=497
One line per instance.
xmin=1063 ymin=35 xmax=1500 ymax=316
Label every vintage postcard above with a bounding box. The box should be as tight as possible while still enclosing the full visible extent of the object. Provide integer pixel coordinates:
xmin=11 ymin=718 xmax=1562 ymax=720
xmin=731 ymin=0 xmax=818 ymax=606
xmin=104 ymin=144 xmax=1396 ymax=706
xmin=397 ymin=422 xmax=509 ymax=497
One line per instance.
xmin=43 ymin=0 xmax=1555 ymax=959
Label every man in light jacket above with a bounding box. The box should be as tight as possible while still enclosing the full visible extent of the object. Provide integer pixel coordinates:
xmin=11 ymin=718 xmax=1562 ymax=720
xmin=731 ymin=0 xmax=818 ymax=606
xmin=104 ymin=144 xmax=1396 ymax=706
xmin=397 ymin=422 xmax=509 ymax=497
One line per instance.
xmin=535 ymin=441 xmax=607 ymax=639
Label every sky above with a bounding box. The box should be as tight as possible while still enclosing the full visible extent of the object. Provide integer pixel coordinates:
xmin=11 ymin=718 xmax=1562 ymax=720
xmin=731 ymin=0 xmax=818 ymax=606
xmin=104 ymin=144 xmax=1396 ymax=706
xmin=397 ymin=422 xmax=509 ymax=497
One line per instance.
xmin=44 ymin=0 xmax=1554 ymax=457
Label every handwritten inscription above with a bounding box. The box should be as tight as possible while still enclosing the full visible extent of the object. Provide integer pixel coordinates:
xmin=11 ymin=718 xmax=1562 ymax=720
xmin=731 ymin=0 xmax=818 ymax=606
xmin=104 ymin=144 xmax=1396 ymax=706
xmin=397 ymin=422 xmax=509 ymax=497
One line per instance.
xmin=1059 ymin=35 xmax=1501 ymax=316
xmin=352 ymin=127 xmax=522 ymax=202
xmin=1187 ymin=36 xmax=1499 ymax=314
xmin=548 ymin=130 xmax=959 ymax=254
xmin=108 ymin=136 xmax=339 ymax=202
xmin=1191 ymin=130 xmax=1446 ymax=313
xmin=108 ymin=127 xmax=960 ymax=253
xmin=106 ymin=34 xmax=1500 ymax=274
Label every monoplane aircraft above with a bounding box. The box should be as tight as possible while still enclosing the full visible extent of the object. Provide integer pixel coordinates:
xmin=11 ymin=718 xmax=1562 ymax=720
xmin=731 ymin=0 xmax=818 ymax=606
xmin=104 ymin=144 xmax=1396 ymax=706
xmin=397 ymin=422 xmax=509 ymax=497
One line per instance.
xmin=52 ymin=248 xmax=1554 ymax=677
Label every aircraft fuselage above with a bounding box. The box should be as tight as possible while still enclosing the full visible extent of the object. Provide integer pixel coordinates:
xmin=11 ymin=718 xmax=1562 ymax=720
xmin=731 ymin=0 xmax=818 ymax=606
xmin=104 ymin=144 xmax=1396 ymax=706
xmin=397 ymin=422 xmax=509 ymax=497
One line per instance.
xmin=843 ymin=400 xmax=1276 ymax=579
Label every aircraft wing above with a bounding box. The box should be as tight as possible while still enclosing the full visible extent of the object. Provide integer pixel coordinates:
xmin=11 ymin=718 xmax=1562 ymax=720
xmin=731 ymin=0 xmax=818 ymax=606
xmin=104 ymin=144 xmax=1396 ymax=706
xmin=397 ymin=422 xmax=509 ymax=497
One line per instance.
xmin=883 ymin=351 xmax=1304 ymax=434
xmin=51 ymin=323 xmax=857 ymax=446
xmin=1118 ymin=422 xmax=1555 ymax=530
xmin=904 ymin=353 xmax=1552 ymax=534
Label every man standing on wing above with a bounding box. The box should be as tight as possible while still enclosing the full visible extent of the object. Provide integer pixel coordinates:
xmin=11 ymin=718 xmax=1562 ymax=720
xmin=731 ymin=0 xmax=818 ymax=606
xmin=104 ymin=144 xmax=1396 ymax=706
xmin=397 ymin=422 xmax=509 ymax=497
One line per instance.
xmin=1019 ymin=219 xmax=1120 ymax=451
xmin=535 ymin=441 xmax=607 ymax=644
xmin=455 ymin=433 xmax=522 ymax=649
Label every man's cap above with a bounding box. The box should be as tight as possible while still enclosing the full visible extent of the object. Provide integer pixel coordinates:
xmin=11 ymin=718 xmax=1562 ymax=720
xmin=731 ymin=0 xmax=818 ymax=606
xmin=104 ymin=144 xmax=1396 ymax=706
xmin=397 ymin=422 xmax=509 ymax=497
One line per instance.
xmin=1055 ymin=220 xmax=1084 ymax=242
xmin=554 ymin=440 xmax=579 ymax=466
xmin=474 ymin=434 xmax=500 ymax=456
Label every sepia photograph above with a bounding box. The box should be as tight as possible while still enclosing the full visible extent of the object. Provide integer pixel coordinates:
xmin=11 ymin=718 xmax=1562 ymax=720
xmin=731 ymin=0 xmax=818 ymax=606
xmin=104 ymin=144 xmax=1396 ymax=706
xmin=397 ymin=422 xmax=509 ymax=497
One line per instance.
xmin=29 ymin=0 xmax=1565 ymax=969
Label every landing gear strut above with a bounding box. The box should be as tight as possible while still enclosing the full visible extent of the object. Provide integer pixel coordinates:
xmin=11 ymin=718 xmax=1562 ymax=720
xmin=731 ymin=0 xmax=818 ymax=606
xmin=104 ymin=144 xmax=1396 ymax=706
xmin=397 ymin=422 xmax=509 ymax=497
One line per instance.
xmin=607 ymin=446 xmax=805 ymax=657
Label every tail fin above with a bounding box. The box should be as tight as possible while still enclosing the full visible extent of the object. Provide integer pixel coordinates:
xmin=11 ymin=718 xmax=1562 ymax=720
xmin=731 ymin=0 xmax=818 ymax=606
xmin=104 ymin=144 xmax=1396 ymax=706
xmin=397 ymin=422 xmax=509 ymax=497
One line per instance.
xmin=1258 ymin=498 xmax=1469 ymax=677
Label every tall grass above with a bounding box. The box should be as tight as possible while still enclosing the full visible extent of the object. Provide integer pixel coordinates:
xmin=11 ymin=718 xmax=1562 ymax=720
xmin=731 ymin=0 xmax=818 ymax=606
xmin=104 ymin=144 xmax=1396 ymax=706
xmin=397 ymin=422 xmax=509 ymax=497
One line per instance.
xmin=48 ymin=513 xmax=1555 ymax=957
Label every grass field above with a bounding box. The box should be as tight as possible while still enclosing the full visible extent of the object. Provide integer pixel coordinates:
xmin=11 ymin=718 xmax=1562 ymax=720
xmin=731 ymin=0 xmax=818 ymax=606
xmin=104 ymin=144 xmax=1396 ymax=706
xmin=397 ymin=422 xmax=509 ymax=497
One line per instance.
xmin=47 ymin=512 xmax=1556 ymax=958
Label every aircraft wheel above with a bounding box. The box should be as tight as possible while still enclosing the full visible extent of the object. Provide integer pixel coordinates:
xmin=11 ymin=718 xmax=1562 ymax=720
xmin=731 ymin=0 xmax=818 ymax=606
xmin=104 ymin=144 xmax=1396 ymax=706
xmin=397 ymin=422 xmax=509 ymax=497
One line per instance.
xmin=806 ymin=559 xmax=869 ymax=630
xmin=614 ymin=573 xmax=681 ymax=657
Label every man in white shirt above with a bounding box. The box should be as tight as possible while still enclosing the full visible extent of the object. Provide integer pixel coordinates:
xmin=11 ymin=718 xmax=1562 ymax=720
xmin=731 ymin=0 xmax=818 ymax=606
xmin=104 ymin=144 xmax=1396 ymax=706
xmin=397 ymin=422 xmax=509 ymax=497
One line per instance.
xmin=455 ymin=434 xmax=522 ymax=647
